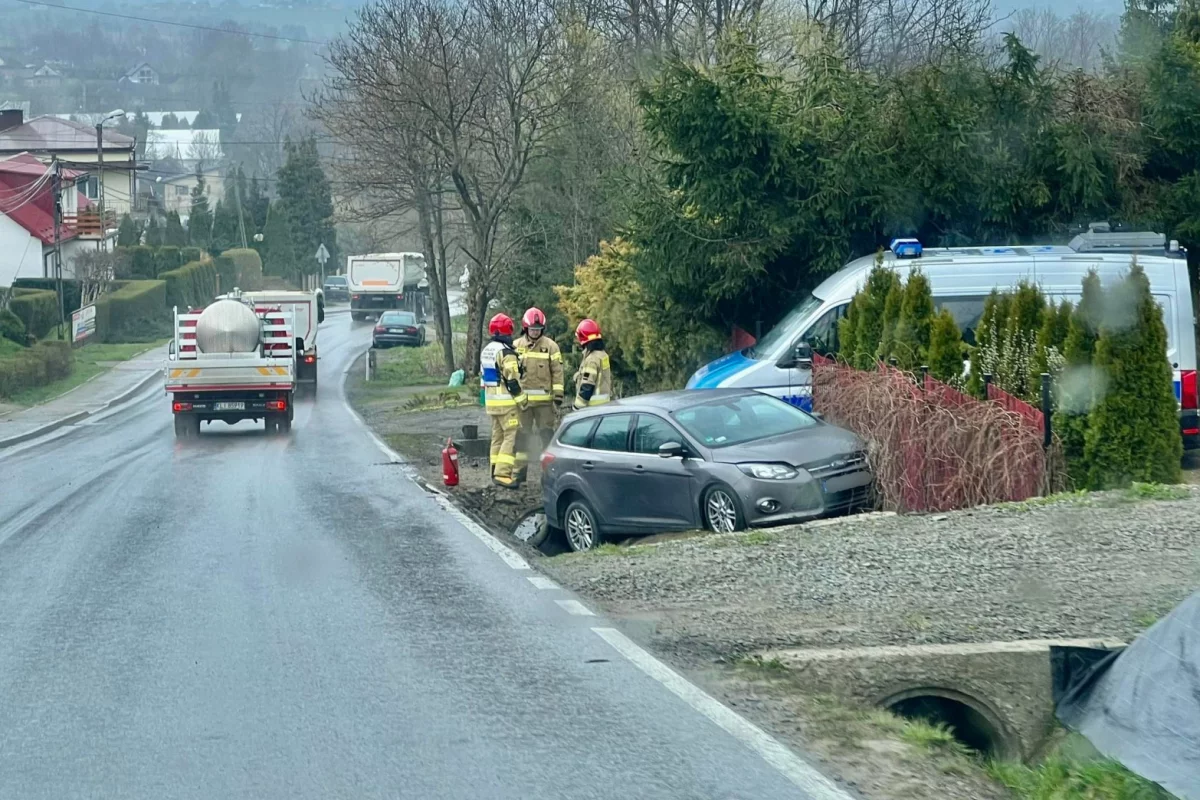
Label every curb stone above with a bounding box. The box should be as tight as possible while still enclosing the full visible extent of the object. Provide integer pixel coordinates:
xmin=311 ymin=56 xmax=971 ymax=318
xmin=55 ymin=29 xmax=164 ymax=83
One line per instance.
xmin=0 ymin=368 xmax=161 ymax=450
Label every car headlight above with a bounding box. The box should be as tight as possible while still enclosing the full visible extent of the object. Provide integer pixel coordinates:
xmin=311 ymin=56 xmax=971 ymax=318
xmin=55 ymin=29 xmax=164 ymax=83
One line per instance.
xmin=737 ymin=462 xmax=798 ymax=480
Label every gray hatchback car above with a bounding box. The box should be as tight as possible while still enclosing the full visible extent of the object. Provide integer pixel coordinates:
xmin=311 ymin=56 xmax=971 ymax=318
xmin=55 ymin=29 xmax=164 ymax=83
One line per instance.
xmin=541 ymin=389 xmax=874 ymax=551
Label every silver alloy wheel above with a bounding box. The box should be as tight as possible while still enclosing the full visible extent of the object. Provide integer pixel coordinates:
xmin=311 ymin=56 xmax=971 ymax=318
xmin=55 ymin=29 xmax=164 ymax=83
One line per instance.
xmin=566 ymin=506 xmax=595 ymax=551
xmin=706 ymin=490 xmax=738 ymax=533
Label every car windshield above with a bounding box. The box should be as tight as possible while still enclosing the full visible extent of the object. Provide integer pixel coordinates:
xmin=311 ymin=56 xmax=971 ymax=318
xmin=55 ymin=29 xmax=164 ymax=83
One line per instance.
xmin=673 ymin=393 xmax=817 ymax=448
xmin=745 ymin=294 xmax=825 ymax=359
xmin=382 ymin=312 xmax=416 ymax=325
xmin=325 ymin=277 xmax=347 ymax=286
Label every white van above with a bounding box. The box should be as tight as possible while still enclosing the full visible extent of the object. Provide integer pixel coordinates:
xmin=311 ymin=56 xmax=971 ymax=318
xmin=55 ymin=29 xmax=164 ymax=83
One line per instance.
xmin=685 ymin=229 xmax=1198 ymax=450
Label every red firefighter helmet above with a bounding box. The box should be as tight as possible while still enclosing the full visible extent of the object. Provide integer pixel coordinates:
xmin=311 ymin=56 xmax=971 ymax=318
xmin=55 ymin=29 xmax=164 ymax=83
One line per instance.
xmin=488 ymin=313 xmax=515 ymax=337
xmin=575 ymin=318 xmax=602 ymax=345
xmin=522 ymin=307 xmax=546 ymax=330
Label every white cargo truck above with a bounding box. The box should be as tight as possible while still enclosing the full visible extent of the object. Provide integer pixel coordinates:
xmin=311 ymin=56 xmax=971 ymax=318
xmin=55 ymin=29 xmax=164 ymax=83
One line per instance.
xmin=346 ymin=252 xmax=427 ymax=321
xmin=165 ymin=291 xmax=296 ymax=437
xmin=219 ymin=289 xmax=324 ymax=394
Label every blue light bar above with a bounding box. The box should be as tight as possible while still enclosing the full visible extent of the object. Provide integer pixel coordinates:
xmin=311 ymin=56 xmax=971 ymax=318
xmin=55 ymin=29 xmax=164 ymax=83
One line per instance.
xmin=890 ymin=238 xmax=923 ymax=259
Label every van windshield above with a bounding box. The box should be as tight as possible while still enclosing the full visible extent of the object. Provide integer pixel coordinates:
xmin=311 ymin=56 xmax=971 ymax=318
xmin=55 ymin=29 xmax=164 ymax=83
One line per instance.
xmin=746 ymin=294 xmax=824 ymax=360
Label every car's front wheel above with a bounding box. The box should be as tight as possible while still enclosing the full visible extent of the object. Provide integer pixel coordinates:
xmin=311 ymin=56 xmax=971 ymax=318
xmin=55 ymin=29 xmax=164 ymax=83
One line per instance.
xmin=703 ymin=484 xmax=745 ymax=533
xmin=564 ymin=499 xmax=602 ymax=552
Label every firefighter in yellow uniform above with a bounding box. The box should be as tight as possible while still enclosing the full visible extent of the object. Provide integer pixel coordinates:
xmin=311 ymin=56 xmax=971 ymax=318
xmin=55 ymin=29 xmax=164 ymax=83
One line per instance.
xmin=513 ymin=307 xmax=564 ymax=478
xmin=481 ymin=313 xmax=527 ymax=488
xmin=573 ymin=318 xmax=612 ymax=410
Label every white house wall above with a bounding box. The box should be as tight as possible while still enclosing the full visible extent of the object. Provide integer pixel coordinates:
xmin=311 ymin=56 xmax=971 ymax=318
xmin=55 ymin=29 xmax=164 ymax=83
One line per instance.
xmin=0 ymin=212 xmax=45 ymax=286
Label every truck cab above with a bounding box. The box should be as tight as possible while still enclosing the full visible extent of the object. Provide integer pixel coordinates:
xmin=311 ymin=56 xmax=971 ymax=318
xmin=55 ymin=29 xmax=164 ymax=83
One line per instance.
xmin=221 ymin=290 xmax=323 ymax=394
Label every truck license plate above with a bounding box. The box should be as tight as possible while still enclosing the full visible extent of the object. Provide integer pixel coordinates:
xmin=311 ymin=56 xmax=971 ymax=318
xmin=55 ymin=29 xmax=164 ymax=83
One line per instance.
xmin=215 ymin=401 xmax=245 ymax=411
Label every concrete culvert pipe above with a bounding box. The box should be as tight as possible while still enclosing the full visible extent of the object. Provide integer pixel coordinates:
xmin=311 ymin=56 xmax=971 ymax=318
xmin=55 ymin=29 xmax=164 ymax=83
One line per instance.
xmin=881 ymin=687 xmax=1015 ymax=760
xmin=195 ymin=299 xmax=261 ymax=354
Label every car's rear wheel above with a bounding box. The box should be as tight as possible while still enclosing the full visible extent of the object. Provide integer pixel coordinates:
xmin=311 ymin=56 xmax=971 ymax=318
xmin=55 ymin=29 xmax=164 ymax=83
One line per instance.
xmin=564 ymin=499 xmax=602 ymax=552
xmin=703 ymin=484 xmax=745 ymax=533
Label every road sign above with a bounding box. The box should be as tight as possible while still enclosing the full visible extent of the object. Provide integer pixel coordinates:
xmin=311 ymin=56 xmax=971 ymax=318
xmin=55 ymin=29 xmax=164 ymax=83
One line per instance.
xmin=315 ymin=243 xmax=329 ymax=265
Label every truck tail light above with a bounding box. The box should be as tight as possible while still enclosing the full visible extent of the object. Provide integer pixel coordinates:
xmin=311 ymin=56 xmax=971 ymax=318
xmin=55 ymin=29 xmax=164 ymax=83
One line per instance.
xmin=1181 ymin=369 xmax=1197 ymax=410
xmin=352 ymin=294 xmax=360 ymax=300
xmin=172 ymin=402 xmax=192 ymax=413
xmin=396 ymin=294 xmax=404 ymax=299
xmin=267 ymin=399 xmax=287 ymax=411
xmin=304 ymin=355 xmax=316 ymax=364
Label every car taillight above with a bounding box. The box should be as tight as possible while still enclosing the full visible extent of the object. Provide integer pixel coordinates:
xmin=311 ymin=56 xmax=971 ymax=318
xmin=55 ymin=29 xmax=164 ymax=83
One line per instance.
xmin=540 ymin=451 xmax=555 ymax=469
xmin=267 ymin=399 xmax=287 ymax=411
xmin=304 ymin=355 xmax=316 ymax=364
xmin=374 ymin=326 xmax=386 ymax=334
xmin=1182 ymin=370 xmax=1197 ymax=410
xmin=407 ymin=327 xmax=417 ymax=333
xmin=172 ymin=402 xmax=192 ymax=413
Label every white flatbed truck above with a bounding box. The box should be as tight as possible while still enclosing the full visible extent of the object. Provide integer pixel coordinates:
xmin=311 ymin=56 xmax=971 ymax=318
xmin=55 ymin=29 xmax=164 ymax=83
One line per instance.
xmin=165 ymin=294 xmax=297 ymax=437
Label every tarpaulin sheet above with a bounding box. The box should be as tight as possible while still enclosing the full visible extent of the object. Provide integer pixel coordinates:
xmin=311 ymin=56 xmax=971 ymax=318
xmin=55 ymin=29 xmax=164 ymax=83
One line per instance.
xmin=1055 ymin=591 xmax=1200 ymax=799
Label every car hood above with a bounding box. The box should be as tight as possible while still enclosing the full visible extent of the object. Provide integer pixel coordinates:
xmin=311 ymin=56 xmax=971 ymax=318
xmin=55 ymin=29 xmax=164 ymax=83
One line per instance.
xmin=708 ymin=426 xmax=863 ymax=468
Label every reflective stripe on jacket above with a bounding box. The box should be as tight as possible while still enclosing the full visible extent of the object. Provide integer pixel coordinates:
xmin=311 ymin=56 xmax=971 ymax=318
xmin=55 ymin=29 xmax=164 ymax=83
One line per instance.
xmin=574 ymin=349 xmax=612 ymax=409
xmin=514 ymin=333 xmax=564 ymax=402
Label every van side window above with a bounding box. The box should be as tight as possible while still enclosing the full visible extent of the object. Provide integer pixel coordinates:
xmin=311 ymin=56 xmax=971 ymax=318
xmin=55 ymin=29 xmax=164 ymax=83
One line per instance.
xmin=935 ymin=296 xmax=988 ymax=345
xmin=802 ymin=304 xmax=847 ymax=357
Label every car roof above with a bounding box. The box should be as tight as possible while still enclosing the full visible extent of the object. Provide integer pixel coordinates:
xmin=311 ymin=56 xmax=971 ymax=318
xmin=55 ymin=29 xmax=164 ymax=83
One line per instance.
xmin=570 ymin=388 xmax=756 ymax=419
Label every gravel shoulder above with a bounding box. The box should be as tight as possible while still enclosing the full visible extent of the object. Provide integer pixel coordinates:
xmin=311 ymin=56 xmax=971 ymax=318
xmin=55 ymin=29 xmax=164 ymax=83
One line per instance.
xmin=540 ymin=491 xmax=1200 ymax=665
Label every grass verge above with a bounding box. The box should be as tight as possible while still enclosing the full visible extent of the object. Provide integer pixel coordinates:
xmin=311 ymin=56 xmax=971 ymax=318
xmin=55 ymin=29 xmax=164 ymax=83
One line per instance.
xmin=366 ymin=342 xmax=466 ymax=388
xmin=2 ymin=339 xmax=164 ymax=407
xmin=988 ymin=756 xmax=1176 ymax=799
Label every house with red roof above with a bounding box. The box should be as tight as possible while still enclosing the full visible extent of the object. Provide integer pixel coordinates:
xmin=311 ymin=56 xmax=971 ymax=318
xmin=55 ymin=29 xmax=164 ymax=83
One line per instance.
xmin=0 ymin=109 xmax=136 ymax=217
xmin=0 ymin=152 xmax=93 ymax=288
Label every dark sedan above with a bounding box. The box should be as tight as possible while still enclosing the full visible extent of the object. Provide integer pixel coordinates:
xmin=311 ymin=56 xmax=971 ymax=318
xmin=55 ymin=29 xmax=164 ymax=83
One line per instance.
xmin=322 ymin=275 xmax=350 ymax=301
xmin=541 ymin=389 xmax=874 ymax=551
xmin=372 ymin=310 xmax=426 ymax=348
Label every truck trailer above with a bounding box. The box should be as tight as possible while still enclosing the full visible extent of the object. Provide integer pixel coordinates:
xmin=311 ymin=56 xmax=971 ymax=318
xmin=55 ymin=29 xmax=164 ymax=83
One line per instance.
xmin=165 ymin=291 xmax=296 ymax=437
xmin=346 ymin=252 xmax=426 ymax=321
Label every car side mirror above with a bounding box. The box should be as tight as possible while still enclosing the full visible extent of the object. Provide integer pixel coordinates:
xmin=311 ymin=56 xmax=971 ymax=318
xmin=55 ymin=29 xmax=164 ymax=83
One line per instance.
xmin=658 ymin=441 xmax=687 ymax=459
xmin=810 ymin=410 xmax=824 ymax=421
xmin=317 ymin=300 xmax=326 ymax=324
xmin=167 ymin=340 xmax=176 ymax=360
xmin=792 ymin=341 xmax=813 ymax=369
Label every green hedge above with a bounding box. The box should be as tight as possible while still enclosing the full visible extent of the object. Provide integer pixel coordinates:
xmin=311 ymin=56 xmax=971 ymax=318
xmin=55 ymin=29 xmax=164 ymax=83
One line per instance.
xmin=12 ymin=278 xmax=80 ymax=313
xmin=126 ymin=246 xmax=156 ymax=278
xmin=159 ymin=260 xmax=217 ymax=309
xmin=154 ymin=246 xmax=184 ymax=277
xmin=181 ymin=247 xmax=202 ymax=263
xmin=9 ymin=289 xmax=59 ymax=339
xmin=1 ymin=308 xmax=26 ymax=344
xmin=222 ymin=248 xmax=264 ymax=291
xmin=95 ymin=280 xmax=168 ymax=342
xmin=213 ymin=254 xmax=237 ymax=294
xmin=0 ymin=339 xmax=72 ymax=399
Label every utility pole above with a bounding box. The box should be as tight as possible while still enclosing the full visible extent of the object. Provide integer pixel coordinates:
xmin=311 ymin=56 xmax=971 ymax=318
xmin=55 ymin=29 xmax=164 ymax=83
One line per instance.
xmin=95 ymin=121 xmax=105 ymax=252
xmin=52 ymin=157 xmax=64 ymax=339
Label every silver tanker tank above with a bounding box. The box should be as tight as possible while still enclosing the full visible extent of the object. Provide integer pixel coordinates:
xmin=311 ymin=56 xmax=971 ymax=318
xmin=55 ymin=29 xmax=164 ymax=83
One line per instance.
xmin=194 ymin=299 xmax=261 ymax=354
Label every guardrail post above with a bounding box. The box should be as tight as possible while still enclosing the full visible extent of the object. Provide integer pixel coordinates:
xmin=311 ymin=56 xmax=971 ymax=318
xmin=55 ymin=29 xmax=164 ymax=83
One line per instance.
xmin=366 ymin=348 xmax=376 ymax=381
xmin=1041 ymin=372 xmax=1052 ymax=449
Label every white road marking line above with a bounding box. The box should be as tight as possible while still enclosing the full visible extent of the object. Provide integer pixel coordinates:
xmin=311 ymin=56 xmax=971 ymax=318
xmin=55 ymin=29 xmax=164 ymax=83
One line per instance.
xmin=431 ymin=494 xmax=530 ymax=571
xmin=527 ymin=576 xmax=558 ymax=590
xmin=556 ymin=599 xmax=595 ymax=616
xmin=340 ymin=348 xmax=529 ymax=573
xmin=592 ymin=627 xmax=856 ymax=800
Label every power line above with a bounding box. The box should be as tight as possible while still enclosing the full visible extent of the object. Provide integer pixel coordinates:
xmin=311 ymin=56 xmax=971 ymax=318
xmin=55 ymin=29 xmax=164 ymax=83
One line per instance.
xmin=8 ymin=0 xmax=330 ymax=46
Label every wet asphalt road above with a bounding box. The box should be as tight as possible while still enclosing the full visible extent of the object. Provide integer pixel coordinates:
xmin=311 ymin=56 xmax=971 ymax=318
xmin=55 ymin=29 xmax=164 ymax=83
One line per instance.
xmin=0 ymin=312 xmax=817 ymax=799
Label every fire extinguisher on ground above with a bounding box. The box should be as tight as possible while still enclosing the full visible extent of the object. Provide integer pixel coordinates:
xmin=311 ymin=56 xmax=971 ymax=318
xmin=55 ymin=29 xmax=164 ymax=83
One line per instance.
xmin=442 ymin=437 xmax=459 ymax=486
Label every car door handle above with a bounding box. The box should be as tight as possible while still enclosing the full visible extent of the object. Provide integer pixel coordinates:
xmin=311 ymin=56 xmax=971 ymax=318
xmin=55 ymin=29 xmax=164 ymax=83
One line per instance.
xmin=633 ymin=465 xmax=645 ymax=472
xmin=582 ymin=461 xmax=594 ymax=470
